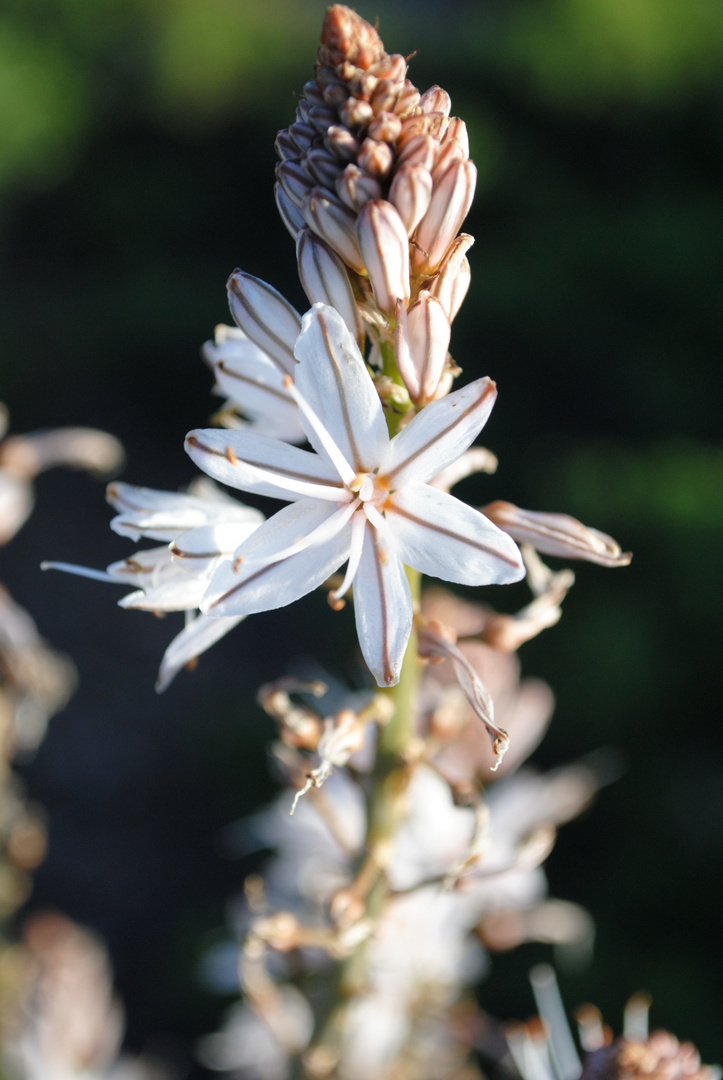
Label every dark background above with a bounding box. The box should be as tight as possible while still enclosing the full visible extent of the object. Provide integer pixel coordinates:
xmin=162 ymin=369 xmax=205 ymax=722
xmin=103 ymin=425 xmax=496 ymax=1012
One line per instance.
xmin=0 ymin=0 xmax=721 ymax=1072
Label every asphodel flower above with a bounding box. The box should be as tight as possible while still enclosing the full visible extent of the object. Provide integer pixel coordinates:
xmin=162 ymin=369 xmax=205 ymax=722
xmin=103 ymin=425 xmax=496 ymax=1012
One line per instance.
xmin=186 ymin=304 xmax=524 ymax=687
xmin=44 ymin=480 xmax=264 ymax=692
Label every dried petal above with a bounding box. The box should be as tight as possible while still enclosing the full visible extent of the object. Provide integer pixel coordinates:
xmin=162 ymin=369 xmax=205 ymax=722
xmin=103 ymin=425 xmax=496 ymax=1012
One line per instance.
xmin=482 ymin=502 xmax=632 ymax=568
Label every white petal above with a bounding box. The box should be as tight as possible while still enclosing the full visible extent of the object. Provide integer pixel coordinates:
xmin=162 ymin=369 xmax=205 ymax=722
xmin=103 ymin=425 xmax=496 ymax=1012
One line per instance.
xmin=226 ymin=272 xmax=301 ymax=375
xmin=170 ymin=521 xmax=260 ymax=574
xmin=386 ymin=378 xmax=497 ymax=487
xmin=201 ymin=500 xmax=351 ymax=617
xmin=156 ymin=613 xmax=245 ymax=693
xmin=294 ymin=304 xmax=389 ymax=472
xmin=387 ymin=483 xmax=524 ymax=585
xmin=353 ymin=520 xmax=412 ymax=687
xmin=185 ymin=428 xmax=345 ymax=502
xmin=107 ymin=482 xmax=260 ymax=541
xmin=211 ymin=352 xmax=305 ymax=444
xmin=119 ymin=575 xmax=208 ymax=611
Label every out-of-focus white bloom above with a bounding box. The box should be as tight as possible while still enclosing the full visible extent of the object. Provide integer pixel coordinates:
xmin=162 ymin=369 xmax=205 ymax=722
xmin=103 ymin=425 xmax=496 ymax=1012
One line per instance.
xmin=0 ymin=403 xmax=123 ymax=547
xmin=197 ymin=986 xmax=314 ymax=1080
xmin=3 ymin=911 xmax=172 ymax=1080
xmin=43 ymin=480 xmax=264 ymax=692
xmin=0 ymin=585 xmax=76 ymax=754
xmin=186 ymin=304 xmax=524 ymax=688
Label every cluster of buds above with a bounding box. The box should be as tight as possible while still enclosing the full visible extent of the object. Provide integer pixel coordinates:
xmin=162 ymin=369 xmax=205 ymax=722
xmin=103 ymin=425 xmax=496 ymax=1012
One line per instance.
xmin=271 ymin=4 xmax=474 ymax=413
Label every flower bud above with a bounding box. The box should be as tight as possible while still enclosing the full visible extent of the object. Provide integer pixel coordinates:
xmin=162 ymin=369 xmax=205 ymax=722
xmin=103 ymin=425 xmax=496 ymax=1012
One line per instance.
xmin=307 ymin=104 xmax=337 ymax=136
xmin=442 ymin=116 xmax=469 ymax=156
xmin=356 ymin=200 xmax=410 ymax=315
xmin=335 ymin=164 xmax=382 ymax=211
xmin=276 ymin=159 xmax=313 ymax=208
xmin=367 ymin=111 xmax=403 ymax=143
xmin=427 ymin=233 xmax=474 ymax=321
xmin=303 ymin=147 xmax=341 ymax=188
xmin=356 ymin=137 xmax=394 ymax=180
xmin=481 ymin=501 xmax=632 ymax=568
xmin=413 ymin=159 xmax=477 ymax=273
xmin=303 ymin=189 xmax=365 ymax=273
xmin=394 ymin=292 xmax=451 ymax=404
xmin=301 ymin=79 xmax=325 ymax=106
xmin=275 ymin=129 xmax=298 ymax=161
xmin=418 ymin=85 xmax=451 ymax=116
xmin=288 ymin=121 xmax=316 ymax=154
xmin=397 ymin=133 xmax=437 ymax=170
xmin=274 ymin=183 xmax=306 ymax=239
xmin=226 ymin=271 xmax=301 ymax=375
xmin=431 ymin=138 xmax=467 ymax=183
xmin=325 ymin=125 xmax=359 ymax=162
xmin=388 ymin=163 xmax=433 ymax=235
xmin=296 ymin=229 xmax=364 ymax=346
xmin=339 ymin=96 xmax=374 ymax=128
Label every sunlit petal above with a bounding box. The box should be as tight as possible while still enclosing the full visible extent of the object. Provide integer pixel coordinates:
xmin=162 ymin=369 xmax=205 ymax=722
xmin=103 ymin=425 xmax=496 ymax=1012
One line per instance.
xmin=294 ymin=305 xmax=390 ymax=472
xmin=387 ymin=483 xmax=524 ymax=585
xmin=352 ymin=520 xmax=412 ymax=687
xmin=386 ymin=378 xmax=497 ymax=486
xmin=201 ymin=500 xmax=351 ymax=617
xmin=185 ymin=428 xmax=345 ymax=502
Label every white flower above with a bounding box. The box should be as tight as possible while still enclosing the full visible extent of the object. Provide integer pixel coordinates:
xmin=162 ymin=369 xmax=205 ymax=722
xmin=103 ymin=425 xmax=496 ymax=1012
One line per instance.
xmin=203 ymin=324 xmax=306 ymax=445
xmin=43 ymin=480 xmax=264 ymax=692
xmin=186 ymin=304 xmax=524 ymax=688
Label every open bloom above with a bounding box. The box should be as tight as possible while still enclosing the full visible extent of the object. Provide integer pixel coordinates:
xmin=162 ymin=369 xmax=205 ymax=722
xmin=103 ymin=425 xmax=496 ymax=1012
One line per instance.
xmin=186 ymin=303 xmax=524 ymax=687
xmin=44 ymin=480 xmax=264 ymax=692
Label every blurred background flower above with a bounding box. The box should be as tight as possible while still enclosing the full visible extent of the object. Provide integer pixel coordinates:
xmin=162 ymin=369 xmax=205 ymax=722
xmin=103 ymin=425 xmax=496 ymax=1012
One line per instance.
xmin=1 ymin=0 xmax=720 ymax=1072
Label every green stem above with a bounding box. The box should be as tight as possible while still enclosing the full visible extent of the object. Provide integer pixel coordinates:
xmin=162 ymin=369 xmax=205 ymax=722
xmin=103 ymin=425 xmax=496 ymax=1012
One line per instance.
xmin=339 ymin=566 xmax=422 ymax=997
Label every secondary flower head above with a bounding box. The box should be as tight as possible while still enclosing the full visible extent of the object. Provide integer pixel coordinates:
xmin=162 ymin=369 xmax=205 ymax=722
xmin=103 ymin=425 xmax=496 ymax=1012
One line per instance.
xmin=186 ymin=303 xmax=524 ymax=687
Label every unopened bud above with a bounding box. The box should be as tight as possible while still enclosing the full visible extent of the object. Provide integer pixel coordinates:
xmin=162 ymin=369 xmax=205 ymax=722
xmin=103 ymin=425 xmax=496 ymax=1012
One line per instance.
xmin=307 ymin=104 xmax=337 ymax=136
xmin=339 ymin=96 xmax=374 ymax=128
xmin=427 ymin=234 xmax=474 ymax=321
xmin=418 ymin=85 xmax=452 ymax=116
xmin=367 ymin=110 xmax=403 ymax=143
xmin=227 ymin=272 xmax=301 ymax=375
xmin=395 ymin=292 xmax=451 ymax=404
xmin=356 ymin=137 xmax=394 ymax=180
xmin=397 ymin=133 xmax=438 ymax=171
xmin=442 ymin=117 xmax=469 ymax=157
xmin=276 ymin=159 xmax=313 ymax=208
xmin=304 ymin=147 xmax=341 ymax=188
xmin=302 ymin=79 xmax=326 ymax=107
xmin=356 ymin=200 xmax=410 ymax=315
xmin=482 ymin=502 xmax=632 ymax=568
xmin=413 ymin=159 xmax=477 ymax=273
xmin=388 ymin=163 xmax=433 ymax=235
xmin=303 ymin=189 xmax=365 ymax=273
xmin=432 ymin=138 xmax=468 ymax=184
xmin=288 ymin=121 xmax=316 ymax=154
xmin=335 ymin=164 xmax=382 ymax=211
xmin=325 ymin=125 xmax=359 ymax=162
xmin=275 ymin=183 xmax=306 ymax=239
xmin=275 ymin=129 xmax=299 ymax=161
xmin=296 ymin=230 xmax=364 ymax=345
xmin=368 ymin=52 xmax=407 ymax=82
